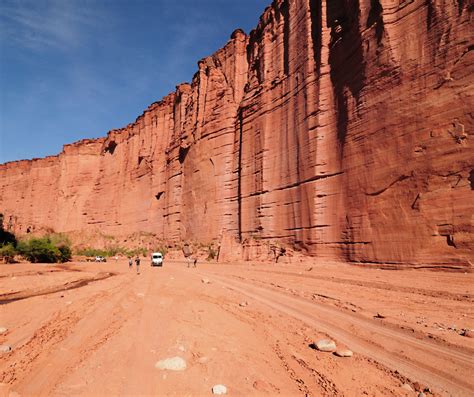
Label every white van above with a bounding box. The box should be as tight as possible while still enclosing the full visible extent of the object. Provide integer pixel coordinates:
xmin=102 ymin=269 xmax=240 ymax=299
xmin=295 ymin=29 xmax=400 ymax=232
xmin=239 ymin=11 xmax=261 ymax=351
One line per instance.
xmin=151 ymin=252 xmax=163 ymax=266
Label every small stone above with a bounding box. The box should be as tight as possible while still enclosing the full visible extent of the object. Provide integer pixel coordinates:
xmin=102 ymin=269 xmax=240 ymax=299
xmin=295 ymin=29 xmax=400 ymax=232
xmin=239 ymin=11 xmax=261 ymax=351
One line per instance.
xmin=201 ymin=278 xmax=210 ymax=284
xmin=313 ymin=339 xmax=337 ymax=352
xmin=374 ymin=313 xmax=386 ymax=319
xmin=0 ymin=345 xmax=12 ymax=353
xmin=412 ymin=381 xmax=422 ymax=391
xmin=0 ymin=327 xmax=7 ymax=334
xmin=418 ymin=393 xmax=426 ymax=397
xmin=401 ymin=383 xmax=413 ymax=392
xmin=155 ymin=357 xmax=187 ymax=371
xmin=212 ymin=384 xmax=227 ymax=395
xmin=461 ymin=329 xmax=474 ymax=338
xmin=334 ymin=350 xmax=353 ymax=357
xmin=239 ymin=301 xmax=248 ymax=307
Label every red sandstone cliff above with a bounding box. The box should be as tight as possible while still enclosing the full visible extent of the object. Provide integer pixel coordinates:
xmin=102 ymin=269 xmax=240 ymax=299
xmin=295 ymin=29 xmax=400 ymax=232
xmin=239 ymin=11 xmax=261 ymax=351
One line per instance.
xmin=1 ymin=0 xmax=472 ymax=267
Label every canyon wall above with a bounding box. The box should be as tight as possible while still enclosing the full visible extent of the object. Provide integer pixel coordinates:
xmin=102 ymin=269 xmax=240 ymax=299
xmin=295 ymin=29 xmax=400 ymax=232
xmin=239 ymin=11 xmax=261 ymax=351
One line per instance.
xmin=1 ymin=0 xmax=472 ymax=267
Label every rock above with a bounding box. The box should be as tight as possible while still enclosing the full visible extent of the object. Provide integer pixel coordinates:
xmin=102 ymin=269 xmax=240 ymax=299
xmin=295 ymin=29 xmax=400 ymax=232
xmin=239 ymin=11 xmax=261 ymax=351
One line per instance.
xmin=155 ymin=357 xmax=187 ymax=371
xmin=418 ymin=393 xmax=426 ymax=397
xmin=212 ymin=384 xmax=227 ymax=395
xmin=401 ymin=383 xmax=414 ymax=392
xmin=412 ymin=381 xmax=422 ymax=391
xmin=239 ymin=301 xmax=248 ymax=307
xmin=313 ymin=339 xmax=337 ymax=352
xmin=334 ymin=350 xmax=353 ymax=357
xmin=0 ymin=345 xmax=12 ymax=353
xmin=201 ymin=278 xmax=210 ymax=284
xmin=0 ymin=1 xmax=470 ymax=271
xmin=461 ymin=329 xmax=474 ymax=338
xmin=0 ymin=327 xmax=7 ymax=334
xmin=374 ymin=313 xmax=386 ymax=319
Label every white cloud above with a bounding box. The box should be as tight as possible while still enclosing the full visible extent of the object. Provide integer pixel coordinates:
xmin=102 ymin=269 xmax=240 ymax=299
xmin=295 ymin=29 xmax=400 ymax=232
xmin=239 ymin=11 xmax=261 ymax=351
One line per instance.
xmin=0 ymin=0 xmax=107 ymax=52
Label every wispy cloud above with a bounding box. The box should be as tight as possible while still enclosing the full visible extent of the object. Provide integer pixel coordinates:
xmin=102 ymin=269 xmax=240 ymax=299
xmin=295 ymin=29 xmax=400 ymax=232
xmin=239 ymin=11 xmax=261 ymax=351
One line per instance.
xmin=0 ymin=0 xmax=106 ymax=52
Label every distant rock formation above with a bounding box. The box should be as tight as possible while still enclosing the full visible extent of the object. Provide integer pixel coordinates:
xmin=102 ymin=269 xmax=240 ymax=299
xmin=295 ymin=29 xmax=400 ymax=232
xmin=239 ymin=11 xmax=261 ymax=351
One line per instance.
xmin=1 ymin=0 xmax=472 ymax=268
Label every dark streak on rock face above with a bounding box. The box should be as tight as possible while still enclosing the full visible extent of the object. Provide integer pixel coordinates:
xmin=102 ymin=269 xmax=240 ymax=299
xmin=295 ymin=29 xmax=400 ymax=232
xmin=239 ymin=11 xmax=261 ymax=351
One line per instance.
xmin=327 ymin=0 xmax=366 ymax=148
xmin=281 ymin=0 xmax=290 ymax=76
xmin=309 ymin=0 xmax=322 ymax=74
xmin=178 ymin=146 xmax=190 ymax=164
xmin=367 ymin=0 xmax=384 ymax=45
xmin=426 ymin=0 xmax=436 ymax=30
xmin=104 ymin=140 xmax=117 ymax=155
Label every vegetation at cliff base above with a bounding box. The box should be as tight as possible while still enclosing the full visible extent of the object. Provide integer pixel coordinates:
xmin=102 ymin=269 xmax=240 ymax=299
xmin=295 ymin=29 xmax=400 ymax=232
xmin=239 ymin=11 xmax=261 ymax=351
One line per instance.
xmin=0 ymin=219 xmax=72 ymax=263
xmin=0 ymin=243 xmax=16 ymax=263
xmin=76 ymin=245 xmax=165 ymax=258
xmin=17 ymin=237 xmax=72 ymax=263
xmin=0 ymin=213 xmax=18 ymax=263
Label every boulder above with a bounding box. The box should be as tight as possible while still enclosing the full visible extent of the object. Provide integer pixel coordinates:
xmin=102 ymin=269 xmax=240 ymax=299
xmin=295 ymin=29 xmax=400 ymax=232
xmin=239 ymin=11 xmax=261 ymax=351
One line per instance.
xmin=313 ymin=339 xmax=337 ymax=352
xmin=155 ymin=357 xmax=186 ymax=371
xmin=212 ymin=384 xmax=227 ymax=395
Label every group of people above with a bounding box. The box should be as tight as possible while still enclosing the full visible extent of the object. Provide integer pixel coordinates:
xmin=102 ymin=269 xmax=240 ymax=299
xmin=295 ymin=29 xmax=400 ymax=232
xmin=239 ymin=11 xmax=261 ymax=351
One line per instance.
xmin=127 ymin=243 xmax=199 ymax=275
xmin=129 ymin=256 xmax=141 ymax=274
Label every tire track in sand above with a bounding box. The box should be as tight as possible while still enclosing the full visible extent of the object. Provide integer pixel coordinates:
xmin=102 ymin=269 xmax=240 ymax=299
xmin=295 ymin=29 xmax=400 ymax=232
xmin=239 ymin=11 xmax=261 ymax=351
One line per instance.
xmin=3 ymin=273 xmax=139 ymax=396
xmin=194 ymin=269 xmax=474 ymax=397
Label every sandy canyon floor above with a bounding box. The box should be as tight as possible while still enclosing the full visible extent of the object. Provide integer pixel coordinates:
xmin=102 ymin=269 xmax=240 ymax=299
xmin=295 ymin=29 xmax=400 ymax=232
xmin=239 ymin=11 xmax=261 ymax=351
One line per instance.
xmin=0 ymin=259 xmax=472 ymax=397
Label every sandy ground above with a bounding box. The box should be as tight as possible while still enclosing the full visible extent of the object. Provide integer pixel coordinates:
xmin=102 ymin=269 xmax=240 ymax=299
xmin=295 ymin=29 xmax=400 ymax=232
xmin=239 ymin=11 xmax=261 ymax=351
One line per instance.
xmin=0 ymin=259 xmax=472 ymax=397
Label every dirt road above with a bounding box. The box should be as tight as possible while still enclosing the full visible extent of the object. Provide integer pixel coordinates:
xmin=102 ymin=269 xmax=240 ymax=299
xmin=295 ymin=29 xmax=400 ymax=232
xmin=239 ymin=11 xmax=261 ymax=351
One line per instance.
xmin=0 ymin=260 xmax=473 ymax=396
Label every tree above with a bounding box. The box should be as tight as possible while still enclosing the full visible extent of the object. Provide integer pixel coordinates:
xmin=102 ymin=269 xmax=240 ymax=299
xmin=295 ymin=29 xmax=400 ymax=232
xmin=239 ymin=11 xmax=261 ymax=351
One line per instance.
xmin=0 ymin=243 xmax=16 ymax=263
xmin=17 ymin=237 xmax=72 ymax=263
xmin=57 ymin=245 xmax=72 ymax=263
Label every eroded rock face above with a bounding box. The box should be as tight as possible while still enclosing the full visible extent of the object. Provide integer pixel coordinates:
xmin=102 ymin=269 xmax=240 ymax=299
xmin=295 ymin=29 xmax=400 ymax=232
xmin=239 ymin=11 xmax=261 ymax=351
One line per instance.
xmin=0 ymin=1 xmax=472 ymax=268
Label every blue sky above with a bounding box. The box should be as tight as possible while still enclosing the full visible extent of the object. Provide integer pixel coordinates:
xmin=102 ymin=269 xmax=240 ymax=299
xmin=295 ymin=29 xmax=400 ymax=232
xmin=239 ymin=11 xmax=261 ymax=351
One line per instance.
xmin=0 ymin=0 xmax=268 ymax=163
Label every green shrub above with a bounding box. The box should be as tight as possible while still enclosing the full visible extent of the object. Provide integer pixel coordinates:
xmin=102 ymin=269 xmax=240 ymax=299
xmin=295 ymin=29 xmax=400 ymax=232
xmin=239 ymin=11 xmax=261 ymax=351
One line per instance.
xmin=17 ymin=237 xmax=71 ymax=263
xmin=57 ymin=245 xmax=72 ymax=262
xmin=127 ymin=247 xmax=148 ymax=257
xmin=48 ymin=233 xmax=71 ymax=248
xmin=75 ymin=247 xmax=108 ymax=257
xmin=76 ymin=246 xmax=149 ymax=258
xmin=0 ymin=243 xmax=17 ymax=263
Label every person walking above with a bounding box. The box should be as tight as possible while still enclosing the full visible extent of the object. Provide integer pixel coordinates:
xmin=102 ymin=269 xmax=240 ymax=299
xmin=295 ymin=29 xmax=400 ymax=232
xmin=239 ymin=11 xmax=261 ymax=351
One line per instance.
xmin=183 ymin=243 xmax=192 ymax=268
xmin=135 ymin=255 xmax=141 ymax=275
xmin=129 ymin=257 xmax=133 ymax=270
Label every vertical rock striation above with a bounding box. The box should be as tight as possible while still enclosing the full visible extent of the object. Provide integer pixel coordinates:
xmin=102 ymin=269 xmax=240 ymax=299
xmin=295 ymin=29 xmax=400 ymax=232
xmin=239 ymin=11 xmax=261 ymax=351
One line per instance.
xmin=0 ymin=0 xmax=472 ymax=267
